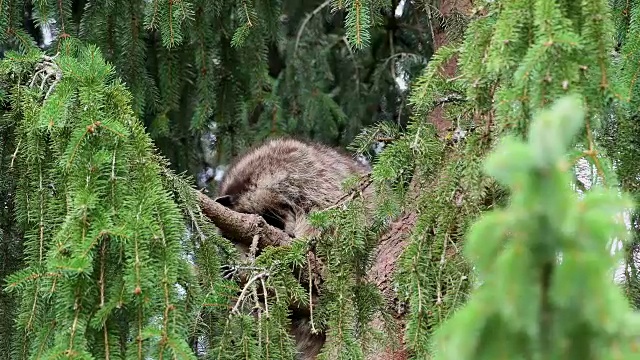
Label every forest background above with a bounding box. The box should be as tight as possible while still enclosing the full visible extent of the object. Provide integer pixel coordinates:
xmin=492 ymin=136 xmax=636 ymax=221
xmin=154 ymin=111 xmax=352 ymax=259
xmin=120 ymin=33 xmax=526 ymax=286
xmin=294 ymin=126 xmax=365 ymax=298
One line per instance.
xmin=2 ymin=0 xmax=640 ymax=359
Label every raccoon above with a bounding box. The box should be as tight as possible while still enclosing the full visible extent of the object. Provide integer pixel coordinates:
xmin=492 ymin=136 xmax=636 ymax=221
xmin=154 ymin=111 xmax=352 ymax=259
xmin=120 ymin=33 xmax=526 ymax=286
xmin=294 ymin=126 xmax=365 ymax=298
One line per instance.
xmin=215 ymin=137 xmax=371 ymax=360
xmin=215 ymin=137 xmax=370 ymax=240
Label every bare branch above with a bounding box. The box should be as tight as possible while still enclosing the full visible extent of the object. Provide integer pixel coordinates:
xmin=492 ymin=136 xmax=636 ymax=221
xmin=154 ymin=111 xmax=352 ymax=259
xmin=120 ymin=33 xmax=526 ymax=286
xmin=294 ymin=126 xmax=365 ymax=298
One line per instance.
xmin=294 ymin=0 xmax=332 ymax=56
xmin=196 ymin=191 xmax=292 ymax=249
xmin=232 ymin=271 xmax=269 ymax=315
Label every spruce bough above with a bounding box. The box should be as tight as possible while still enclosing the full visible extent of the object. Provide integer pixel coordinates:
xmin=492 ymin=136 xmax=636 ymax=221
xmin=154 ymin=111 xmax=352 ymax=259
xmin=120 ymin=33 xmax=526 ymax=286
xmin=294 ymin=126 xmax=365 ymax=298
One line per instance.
xmin=432 ymin=96 xmax=640 ymax=359
xmin=1 ymin=46 xmax=198 ymax=360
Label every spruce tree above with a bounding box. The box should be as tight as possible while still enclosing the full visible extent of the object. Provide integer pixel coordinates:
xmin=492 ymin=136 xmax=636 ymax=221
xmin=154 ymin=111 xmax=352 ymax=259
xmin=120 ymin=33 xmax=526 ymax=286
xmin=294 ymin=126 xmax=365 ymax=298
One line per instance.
xmin=432 ymin=95 xmax=640 ymax=359
xmin=605 ymin=0 xmax=640 ymax=309
xmin=374 ymin=0 xmax=624 ymax=356
xmin=0 ymin=44 xmax=209 ymax=359
xmin=0 ymin=1 xmax=442 ymax=358
xmin=3 ymin=0 xmax=640 ymax=359
xmin=0 ymin=0 xmax=437 ymax=186
xmin=0 ymin=41 xmax=390 ymax=360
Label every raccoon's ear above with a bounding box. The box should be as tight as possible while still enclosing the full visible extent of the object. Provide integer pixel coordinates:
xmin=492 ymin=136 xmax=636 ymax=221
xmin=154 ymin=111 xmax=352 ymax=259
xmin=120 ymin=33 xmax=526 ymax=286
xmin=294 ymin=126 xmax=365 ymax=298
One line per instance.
xmin=215 ymin=195 xmax=235 ymax=208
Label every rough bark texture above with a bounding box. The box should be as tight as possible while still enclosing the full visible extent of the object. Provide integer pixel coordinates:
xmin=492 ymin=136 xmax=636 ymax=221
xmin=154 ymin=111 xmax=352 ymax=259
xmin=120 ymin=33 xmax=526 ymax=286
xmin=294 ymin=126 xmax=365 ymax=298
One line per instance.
xmin=197 ymin=191 xmax=292 ymax=249
xmin=363 ymin=212 xmax=417 ymax=360
xmin=197 ymin=191 xmax=324 ymax=290
xmin=429 ymin=1 xmax=474 ymax=135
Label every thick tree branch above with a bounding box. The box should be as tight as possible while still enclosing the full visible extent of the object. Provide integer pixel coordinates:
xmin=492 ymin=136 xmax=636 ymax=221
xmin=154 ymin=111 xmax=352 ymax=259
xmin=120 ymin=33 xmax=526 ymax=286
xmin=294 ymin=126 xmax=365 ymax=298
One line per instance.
xmin=196 ymin=190 xmax=325 ymax=293
xmin=196 ymin=191 xmax=292 ymax=249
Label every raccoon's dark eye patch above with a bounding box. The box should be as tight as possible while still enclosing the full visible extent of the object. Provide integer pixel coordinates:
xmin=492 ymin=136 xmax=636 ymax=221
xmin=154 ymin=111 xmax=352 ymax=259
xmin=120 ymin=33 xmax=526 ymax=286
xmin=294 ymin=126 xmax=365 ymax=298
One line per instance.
xmin=215 ymin=194 xmax=236 ymax=208
xmin=261 ymin=211 xmax=285 ymax=230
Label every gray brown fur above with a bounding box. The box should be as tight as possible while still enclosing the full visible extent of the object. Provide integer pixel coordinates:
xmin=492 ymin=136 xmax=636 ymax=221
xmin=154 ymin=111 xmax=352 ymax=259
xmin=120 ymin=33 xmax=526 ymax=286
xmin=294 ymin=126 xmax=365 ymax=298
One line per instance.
xmin=216 ymin=137 xmax=369 ymax=238
xmin=215 ymin=137 xmax=370 ymax=360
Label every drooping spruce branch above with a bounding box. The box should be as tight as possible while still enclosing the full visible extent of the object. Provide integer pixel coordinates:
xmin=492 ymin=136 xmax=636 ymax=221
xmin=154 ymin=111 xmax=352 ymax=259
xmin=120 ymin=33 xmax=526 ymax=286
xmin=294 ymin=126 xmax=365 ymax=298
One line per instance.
xmin=0 ymin=44 xmax=203 ymax=360
xmin=368 ymin=0 xmax=625 ymax=357
xmin=432 ymin=95 xmax=640 ymax=359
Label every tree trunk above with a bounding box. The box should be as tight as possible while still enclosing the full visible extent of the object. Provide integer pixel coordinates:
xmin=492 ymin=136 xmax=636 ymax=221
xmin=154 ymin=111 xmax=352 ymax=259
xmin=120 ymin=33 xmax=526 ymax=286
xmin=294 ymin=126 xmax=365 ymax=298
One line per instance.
xmin=363 ymin=1 xmax=473 ymax=358
xmin=196 ymin=1 xmax=475 ymax=358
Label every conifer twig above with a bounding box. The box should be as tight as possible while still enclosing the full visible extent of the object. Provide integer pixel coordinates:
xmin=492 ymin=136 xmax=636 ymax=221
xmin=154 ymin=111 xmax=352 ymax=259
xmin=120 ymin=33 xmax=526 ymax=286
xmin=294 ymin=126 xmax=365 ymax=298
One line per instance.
xmin=10 ymin=139 xmax=20 ymax=168
xmin=294 ymin=0 xmax=333 ymax=55
xmin=342 ymin=36 xmax=360 ymax=94
xmin=308 ymin=251 xmax=318 ymax=333
xmin=583 ymin=121 xmax=607 ymax=186
xmin=231 ymin=271 xmax=269 ymax=314
xmin=260 ymin=276 xmax=269 ymax=317
xmin=325 ymin=173 xmax=373 ymax=210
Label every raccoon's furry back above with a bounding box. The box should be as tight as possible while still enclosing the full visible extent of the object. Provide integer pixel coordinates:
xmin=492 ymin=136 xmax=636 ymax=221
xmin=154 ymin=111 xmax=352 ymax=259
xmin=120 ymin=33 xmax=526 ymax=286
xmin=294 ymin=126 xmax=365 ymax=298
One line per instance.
xmin=217 ymin=137 xmax=370 ymax=238
xmin=215 ymin=137 xmax=370 ymax=360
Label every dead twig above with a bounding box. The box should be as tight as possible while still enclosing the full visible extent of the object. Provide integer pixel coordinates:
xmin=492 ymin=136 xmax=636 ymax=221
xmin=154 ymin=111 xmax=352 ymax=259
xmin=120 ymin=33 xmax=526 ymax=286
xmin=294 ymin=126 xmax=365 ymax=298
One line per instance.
xmin=232 ymin=271 xmax=270 ymax=315
xmin=29 ymin=53 xmax=62 ymax=99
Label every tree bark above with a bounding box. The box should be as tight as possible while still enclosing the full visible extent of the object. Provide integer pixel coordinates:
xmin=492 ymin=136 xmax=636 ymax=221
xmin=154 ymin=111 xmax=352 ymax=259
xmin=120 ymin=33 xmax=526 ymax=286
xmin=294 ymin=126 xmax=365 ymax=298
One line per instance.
xmin=362 ymin=1 xmax=474 ymax=359
xmin=196 ymin=191 xmax=292 ymax=249
xmin=196 ymin=191 xmax=324 ymax=290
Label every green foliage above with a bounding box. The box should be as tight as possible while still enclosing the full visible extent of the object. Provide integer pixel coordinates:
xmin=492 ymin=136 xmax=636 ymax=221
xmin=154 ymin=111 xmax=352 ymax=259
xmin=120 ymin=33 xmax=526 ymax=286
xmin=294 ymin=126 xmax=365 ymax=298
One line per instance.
xmin=0 ymin=0 xmax=444 ymax=358
xmin=3 ymin=0 xmax=640 ymax=359
xmin=0 ymin=44 xmax=371 ymax=360
xmin=310 ymin=196 xmax=388 ymax=359
xmin=377 ymin=0 xmax=627 ymax=357
xmin=208 ymin=238 xmax=309 ymax=359
xmin=433 ymin=95 xmax=640 ymax=359
xmin=607 ymin=0 xmax=640 ymax=309
xmin=0 ymin=106 xmax=23 ymax=358
xmin=0 ymin=0 xmax=434 ymax=189
xmin=0 ymin=44 xmax=228 ymax=359
xmin=426 ymin=0 xmax=616 ymax=138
